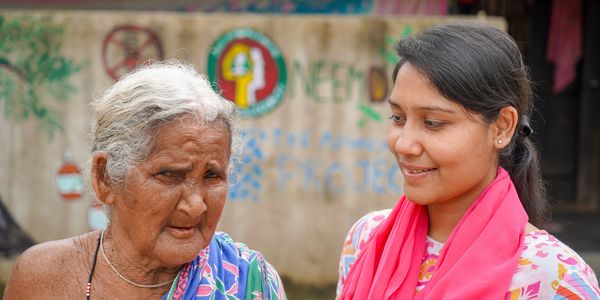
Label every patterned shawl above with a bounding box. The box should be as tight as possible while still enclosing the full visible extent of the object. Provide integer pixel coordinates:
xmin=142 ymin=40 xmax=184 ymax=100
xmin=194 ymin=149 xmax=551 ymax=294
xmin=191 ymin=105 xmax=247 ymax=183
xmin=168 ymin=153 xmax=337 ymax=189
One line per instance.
xmin=163 ymin=232 xmax=285 ymax=300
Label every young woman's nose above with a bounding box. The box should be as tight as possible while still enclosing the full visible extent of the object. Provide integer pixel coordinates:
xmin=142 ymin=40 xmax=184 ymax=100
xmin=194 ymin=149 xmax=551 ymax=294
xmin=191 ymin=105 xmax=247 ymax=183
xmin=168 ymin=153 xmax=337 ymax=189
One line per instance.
xmin=393 ymin=126 xmax=423 ymax=157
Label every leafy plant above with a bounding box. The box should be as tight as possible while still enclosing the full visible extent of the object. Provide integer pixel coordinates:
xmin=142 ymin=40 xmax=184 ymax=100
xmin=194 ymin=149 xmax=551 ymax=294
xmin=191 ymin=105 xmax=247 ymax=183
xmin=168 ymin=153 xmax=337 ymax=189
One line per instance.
xmin=0 ymin=14 xmax=81 ymax=139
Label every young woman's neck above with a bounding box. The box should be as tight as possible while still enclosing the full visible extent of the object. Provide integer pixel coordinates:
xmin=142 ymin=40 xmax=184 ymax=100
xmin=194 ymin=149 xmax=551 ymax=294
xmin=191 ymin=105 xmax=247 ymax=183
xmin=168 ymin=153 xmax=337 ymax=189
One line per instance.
xmin=426 ymin=200 xmax=474 ymax=243
xmin=426 ymin=168 xmax=500 ymax=242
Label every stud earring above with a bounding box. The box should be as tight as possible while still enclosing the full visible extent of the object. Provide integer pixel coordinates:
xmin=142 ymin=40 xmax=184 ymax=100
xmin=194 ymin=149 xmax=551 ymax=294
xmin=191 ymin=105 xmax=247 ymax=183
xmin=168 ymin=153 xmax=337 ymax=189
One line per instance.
xmin=498 ymin=140 xmax=503 ymax=145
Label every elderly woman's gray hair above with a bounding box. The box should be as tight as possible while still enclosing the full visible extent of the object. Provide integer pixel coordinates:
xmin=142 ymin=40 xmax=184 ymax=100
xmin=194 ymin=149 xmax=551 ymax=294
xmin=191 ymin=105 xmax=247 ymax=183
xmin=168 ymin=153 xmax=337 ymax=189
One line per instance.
xmin=91 ymin=60 xmax=242 ymax=185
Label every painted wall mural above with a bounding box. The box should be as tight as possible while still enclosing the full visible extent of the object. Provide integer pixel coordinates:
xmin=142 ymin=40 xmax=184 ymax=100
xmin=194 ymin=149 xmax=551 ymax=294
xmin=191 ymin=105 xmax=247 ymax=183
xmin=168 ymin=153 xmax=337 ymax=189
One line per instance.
xmin=181 ymin=0 xmax=373 ymax=14
xmin=229 ymin=126 xmax=402 ymax=202
xmin=102 ymin=24 xmax=164 ymax=81
xmin=0 ymin=15 xmax=80 ymax=138
xmin=55 ymin=152 xmax=84 ymax=201
xmin=0 ymin=11 xmax=505 ymax=284
xmin=1 ymin=0 xmax=448 ymax=15
xmin=208 ymin=28 xmax=287 ymax=117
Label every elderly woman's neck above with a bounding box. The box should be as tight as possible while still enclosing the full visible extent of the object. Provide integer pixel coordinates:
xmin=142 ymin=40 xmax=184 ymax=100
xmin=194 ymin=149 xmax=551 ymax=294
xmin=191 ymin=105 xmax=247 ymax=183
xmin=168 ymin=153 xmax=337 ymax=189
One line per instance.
xmin=101 ymin=227 xmax=182 ymax=284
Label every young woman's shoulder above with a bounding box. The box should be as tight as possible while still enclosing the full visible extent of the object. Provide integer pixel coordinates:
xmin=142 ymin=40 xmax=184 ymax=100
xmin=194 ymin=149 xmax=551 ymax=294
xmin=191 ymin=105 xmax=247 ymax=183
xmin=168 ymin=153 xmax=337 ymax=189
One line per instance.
xmin=508 ymin=230 xmax=600 ymax=299
xmin=337 ymin=209 xmax=391 ymax=295
xmin=343 ymin=209 xmax=392 ymax=254
xmin=3 ymin=232 xmax=97 ymax=299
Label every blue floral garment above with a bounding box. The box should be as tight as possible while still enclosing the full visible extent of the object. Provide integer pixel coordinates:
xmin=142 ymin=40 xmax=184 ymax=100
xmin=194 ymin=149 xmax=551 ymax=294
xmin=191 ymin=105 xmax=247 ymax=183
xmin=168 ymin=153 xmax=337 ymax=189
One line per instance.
xmin=163 ymin=232 xmax=286 ymax=300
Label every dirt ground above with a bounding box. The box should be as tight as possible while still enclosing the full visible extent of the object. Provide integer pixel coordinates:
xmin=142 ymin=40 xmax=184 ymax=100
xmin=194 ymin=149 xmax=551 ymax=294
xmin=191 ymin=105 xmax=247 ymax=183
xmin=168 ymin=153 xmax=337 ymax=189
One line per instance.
xmin=282 ymin=278 xmax=336 ymax=300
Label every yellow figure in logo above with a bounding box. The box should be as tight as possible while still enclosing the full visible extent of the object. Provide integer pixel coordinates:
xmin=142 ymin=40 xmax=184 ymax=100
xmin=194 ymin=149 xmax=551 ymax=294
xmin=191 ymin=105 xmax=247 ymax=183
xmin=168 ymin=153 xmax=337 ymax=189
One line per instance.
xmin=221 ymin=43 xmax=266 ymax=108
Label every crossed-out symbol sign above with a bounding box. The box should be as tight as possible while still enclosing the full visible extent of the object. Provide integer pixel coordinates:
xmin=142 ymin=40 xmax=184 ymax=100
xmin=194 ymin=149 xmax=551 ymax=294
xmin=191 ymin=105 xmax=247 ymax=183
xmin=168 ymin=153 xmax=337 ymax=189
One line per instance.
xmin=102 ymin=25 xmax=164 ymax=81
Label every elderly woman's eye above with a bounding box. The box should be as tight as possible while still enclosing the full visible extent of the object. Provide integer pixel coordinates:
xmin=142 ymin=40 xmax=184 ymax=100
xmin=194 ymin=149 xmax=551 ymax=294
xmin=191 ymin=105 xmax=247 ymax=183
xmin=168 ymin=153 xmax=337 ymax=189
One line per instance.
xmin=205 ymin=170 xmax=220 ymax=179
xmin=157 ymin=170 xmax=173 ymax=177
xmin=155 ymin=170 xmax=183 ymax=179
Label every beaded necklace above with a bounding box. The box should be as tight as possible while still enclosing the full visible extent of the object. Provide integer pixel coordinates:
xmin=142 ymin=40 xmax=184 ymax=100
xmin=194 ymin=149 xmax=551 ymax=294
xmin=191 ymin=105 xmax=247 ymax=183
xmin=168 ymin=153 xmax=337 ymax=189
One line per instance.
xmin=86 ymin=232 xmax=102 ymax=299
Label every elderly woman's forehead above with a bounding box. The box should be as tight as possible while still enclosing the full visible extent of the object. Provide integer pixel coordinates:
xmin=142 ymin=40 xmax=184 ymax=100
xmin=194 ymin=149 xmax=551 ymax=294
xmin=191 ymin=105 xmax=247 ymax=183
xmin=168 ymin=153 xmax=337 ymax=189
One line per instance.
xmin=153 ymin=116 xmax=228 ymax=135
xmin=147 ymin=116 xmax=230 ymax=148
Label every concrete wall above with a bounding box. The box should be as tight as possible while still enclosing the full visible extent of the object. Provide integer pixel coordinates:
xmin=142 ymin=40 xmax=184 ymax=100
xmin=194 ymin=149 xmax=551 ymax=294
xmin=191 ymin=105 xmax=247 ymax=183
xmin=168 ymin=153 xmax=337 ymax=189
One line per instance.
xmin=0 ymin=10 xmax=505 ymax=284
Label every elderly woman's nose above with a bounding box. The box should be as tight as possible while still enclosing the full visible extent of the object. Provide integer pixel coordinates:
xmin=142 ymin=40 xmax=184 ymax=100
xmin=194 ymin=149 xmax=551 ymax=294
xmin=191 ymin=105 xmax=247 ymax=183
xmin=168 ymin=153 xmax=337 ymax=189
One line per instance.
xmin=179 ymin=185 xmax=208 ymax=216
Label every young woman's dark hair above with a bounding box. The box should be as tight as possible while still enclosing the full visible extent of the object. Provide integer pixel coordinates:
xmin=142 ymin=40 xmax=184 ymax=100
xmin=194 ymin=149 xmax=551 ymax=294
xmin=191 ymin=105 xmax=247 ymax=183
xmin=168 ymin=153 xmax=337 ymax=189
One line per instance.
xmin=392 ymin=22 xmax=548 ymax=227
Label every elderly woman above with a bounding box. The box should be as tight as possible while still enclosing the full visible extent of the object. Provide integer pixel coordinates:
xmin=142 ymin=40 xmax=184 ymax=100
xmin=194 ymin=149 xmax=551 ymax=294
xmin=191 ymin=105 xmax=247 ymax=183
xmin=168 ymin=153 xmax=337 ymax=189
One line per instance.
xmin=4 ymin=61 xmax=286 ymax=299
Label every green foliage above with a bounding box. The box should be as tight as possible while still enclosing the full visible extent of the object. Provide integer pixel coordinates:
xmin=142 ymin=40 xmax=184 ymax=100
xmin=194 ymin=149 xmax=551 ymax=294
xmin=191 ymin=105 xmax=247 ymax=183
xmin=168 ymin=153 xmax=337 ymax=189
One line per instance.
xmin=0 ymin=14 xmax=81 ymax=139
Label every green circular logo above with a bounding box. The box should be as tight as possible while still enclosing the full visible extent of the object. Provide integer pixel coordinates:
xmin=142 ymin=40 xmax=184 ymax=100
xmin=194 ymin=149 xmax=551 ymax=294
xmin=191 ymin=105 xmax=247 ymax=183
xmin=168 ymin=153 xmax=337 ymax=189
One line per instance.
xmin=208 ymin=28 xmax=287 ymax=118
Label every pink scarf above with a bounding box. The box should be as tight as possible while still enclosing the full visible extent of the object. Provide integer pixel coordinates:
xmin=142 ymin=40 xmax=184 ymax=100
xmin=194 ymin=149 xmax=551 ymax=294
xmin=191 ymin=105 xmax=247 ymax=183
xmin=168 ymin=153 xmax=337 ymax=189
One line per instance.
xmin=340 ymin=168 xmax=528 ymax=299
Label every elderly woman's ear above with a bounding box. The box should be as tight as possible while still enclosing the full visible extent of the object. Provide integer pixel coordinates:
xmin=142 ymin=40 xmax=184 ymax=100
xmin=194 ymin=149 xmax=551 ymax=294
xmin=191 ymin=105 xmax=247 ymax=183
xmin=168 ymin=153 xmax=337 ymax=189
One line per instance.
xmin=91 ymin=151 xmax=115 ymax=206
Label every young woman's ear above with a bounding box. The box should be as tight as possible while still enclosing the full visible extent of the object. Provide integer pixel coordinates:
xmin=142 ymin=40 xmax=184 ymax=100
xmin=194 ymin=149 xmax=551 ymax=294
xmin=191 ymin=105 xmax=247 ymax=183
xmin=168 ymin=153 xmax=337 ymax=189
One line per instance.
xmin=493 ymin=106 xmax=519 ymax=149
xmin=91 ymin=152 xmax=115 ymax=205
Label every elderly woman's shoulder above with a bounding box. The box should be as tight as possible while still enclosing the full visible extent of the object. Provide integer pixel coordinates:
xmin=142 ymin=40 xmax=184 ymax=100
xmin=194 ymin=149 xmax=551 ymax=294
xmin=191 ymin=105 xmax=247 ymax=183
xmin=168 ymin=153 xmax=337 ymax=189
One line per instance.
xmin=211 ymin=231 xmax=280 ymax=275
xmin=213 ymin=231 xmax=265 ymax=259
xmin=210 ymin=231 xmax=286 ymax=297
xmin=4 ymin=232 xmax=97 ymax=299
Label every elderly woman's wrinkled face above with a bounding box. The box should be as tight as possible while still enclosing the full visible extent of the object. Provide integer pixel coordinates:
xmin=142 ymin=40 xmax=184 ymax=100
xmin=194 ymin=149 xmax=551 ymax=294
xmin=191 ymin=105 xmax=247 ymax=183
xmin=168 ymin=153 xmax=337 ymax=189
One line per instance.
xmin=110 ymin=116 xmax=230 ymax=268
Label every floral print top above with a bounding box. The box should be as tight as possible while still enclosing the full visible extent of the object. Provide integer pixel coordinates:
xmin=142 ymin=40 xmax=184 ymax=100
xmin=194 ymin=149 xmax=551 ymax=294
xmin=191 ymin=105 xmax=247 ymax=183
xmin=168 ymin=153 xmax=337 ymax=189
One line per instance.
xmin=338 ymin=210 xmax=600 ymax=299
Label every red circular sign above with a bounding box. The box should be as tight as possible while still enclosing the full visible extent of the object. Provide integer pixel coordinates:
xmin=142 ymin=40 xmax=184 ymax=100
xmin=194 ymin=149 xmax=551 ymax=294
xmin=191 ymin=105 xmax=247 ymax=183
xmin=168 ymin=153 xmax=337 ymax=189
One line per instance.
xmin=216 ymin=38 xmax=279 ymax=102
xmin=102 ymin=25 xmax=164 ymax=81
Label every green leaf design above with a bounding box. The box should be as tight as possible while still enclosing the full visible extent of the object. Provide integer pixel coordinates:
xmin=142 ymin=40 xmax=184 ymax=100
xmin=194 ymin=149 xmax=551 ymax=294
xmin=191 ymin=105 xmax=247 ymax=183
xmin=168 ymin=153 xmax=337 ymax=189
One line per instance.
xmin=0 ymin=14 xmax=81 ymax=139
xmin=244 ymin=257 xmax=264 ymax=300
xmin=357 ymin=102 xmax=383 ymax=128
xmin=215 ymin=277 xmax=226 ymax=292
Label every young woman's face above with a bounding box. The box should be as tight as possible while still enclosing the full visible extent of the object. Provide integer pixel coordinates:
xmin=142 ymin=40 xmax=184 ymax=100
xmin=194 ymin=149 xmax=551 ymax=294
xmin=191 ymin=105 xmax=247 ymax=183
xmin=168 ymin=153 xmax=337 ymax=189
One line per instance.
xmin=387 ymin=63 xmax=499 ymax=210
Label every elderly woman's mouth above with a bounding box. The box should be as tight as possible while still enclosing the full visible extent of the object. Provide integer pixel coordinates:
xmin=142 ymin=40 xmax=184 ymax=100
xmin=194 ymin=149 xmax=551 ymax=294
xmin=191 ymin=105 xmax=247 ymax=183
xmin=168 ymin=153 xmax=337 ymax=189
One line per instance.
xmin=167 ymin=226 xmax=198 ymax=239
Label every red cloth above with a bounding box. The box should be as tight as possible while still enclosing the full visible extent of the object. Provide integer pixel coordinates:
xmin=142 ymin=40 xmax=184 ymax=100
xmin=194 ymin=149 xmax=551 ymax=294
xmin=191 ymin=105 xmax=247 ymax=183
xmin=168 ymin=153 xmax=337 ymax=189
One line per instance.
xmin=340 ymin=168 xmax=528 ymax=299
xmin=547 ymin=0 xmax=582 ymax=94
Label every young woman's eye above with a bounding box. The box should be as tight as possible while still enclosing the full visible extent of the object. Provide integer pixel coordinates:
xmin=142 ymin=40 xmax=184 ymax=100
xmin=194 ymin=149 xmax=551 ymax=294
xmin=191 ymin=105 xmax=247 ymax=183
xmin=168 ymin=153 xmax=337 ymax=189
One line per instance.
xmin=424 ymin=119 xmax=445 ymax=129
xmin=388 ymin=114 xmax=406 ymax=125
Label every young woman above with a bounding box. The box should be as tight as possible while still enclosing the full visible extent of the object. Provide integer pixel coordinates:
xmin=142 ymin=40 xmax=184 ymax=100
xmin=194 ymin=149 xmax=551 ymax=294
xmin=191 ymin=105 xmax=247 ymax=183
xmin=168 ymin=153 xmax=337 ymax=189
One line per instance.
xmin=337 ymin=22 xmax=600 ymax=299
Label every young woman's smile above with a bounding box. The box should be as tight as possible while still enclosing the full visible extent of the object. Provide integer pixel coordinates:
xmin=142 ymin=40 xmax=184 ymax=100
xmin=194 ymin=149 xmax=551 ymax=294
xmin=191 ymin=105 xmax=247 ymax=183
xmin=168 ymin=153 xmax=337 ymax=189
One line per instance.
xmin=398 ymin=162 xmax=438 ymax=183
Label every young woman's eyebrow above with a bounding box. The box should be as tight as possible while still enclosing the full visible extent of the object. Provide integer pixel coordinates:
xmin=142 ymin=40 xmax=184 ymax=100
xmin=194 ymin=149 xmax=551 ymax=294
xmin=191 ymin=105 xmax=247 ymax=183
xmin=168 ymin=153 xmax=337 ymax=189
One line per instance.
xmin=387 ymin=98 xmax=400 ymax=108
xmin=417 ymin=106 xmax=457 ymax=114
xmin=387 ymin=99 xmax=456 ymax=114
